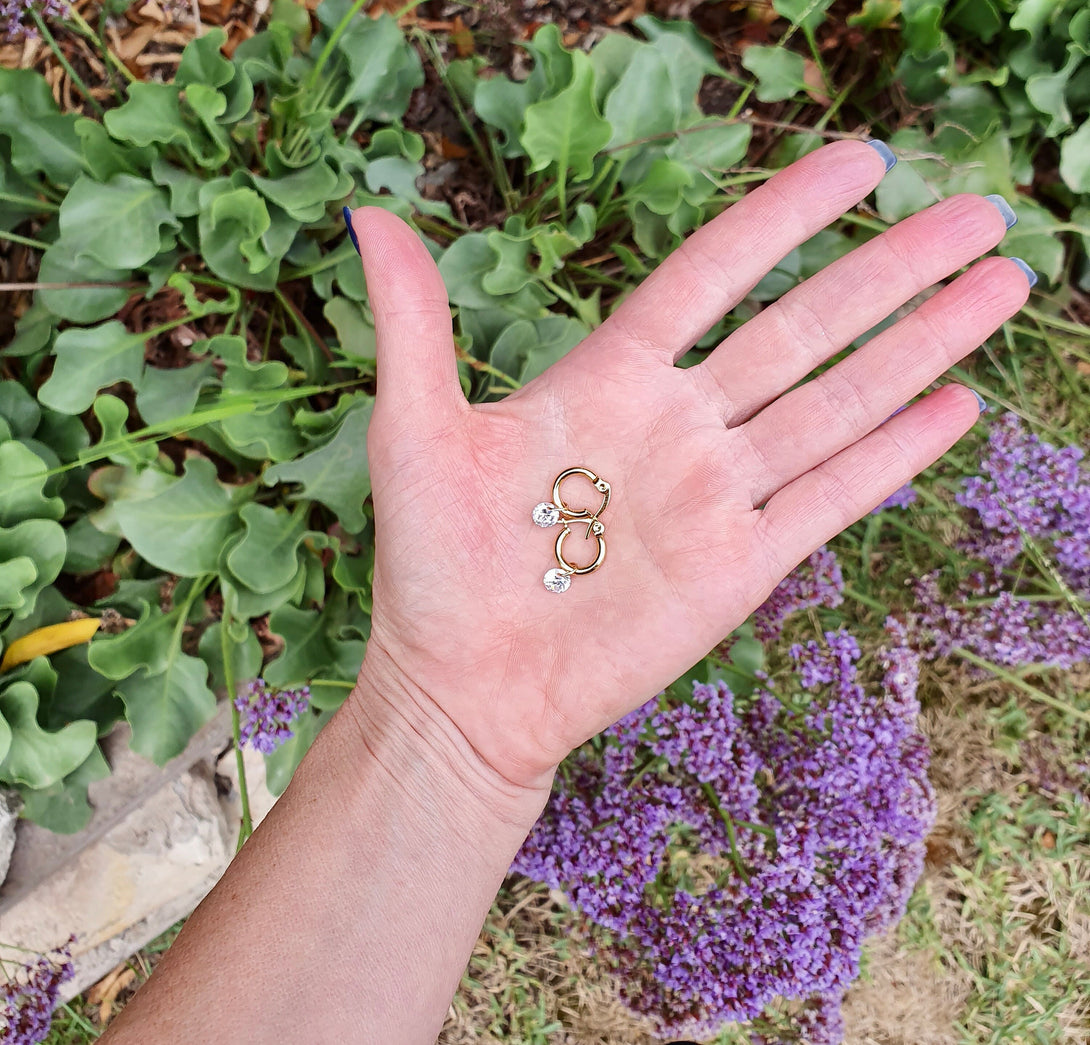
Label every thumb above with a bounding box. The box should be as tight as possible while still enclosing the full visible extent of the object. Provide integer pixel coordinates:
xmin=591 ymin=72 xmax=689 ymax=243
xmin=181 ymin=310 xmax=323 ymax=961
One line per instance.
xmin=345 ymin=205 xmax=465 ymax=432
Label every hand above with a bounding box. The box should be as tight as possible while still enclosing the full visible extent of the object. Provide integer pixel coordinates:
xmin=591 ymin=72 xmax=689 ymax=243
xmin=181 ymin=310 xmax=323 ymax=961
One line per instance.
xmin=346 ymin=139 xmax=1028 ymax=797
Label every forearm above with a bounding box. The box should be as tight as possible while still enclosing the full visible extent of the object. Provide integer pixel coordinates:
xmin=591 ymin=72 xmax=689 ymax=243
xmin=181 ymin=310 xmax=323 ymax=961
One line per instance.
xmin=101 ymin=661 xmax=551 ymax=1044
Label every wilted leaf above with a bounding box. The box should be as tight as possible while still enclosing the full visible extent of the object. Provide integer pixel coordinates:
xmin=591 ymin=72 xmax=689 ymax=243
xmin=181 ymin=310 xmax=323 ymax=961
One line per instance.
xmin=0 ymin=617 xmax=101 ymax=673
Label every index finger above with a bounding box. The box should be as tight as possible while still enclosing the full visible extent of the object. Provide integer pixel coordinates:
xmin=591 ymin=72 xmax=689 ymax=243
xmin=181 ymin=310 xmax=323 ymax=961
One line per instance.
xmin=596 ymin=138 xmax=893 ymax=367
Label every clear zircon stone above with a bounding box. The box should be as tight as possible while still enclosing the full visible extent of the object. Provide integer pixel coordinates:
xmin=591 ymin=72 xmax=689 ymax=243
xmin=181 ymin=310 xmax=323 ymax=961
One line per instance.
xmin=543 ymin=568 xmax=571 ymax=593
xmin=532 ymin=502 xmax=561 ymax=527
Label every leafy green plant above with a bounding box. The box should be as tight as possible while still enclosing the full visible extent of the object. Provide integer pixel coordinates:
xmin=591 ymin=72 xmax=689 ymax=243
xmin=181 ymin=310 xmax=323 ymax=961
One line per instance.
xmin=0 ymin=2 xmax=769 ymax=834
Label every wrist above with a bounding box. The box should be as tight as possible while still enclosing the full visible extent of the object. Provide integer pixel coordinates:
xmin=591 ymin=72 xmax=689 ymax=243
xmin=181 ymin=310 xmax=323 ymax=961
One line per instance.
xmin=342 ymin=647 xmax=554 ymax=839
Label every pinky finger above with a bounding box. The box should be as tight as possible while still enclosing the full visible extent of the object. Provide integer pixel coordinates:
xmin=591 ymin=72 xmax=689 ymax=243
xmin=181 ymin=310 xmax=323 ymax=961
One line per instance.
xmin=756 ymin=384 xmax=982 ymax=577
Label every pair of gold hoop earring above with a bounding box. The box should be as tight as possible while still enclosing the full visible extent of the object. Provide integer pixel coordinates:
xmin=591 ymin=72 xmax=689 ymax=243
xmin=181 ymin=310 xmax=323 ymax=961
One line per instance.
xmin=532 ymin=467 xmax=611 ymax=593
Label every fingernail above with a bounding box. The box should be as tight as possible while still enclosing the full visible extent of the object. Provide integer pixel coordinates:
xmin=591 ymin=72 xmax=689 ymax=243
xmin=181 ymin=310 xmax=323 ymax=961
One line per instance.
xmin=1008 ymin=256 xmax=1038 ymax=288
xmin=865 ymin=139 xmax=897 ymax=172
xmin=342 ymin=205 xmax=361 ymax=256
xmin=984 ymin=194 xmax=1017 ymax=229
xmin=971 ymin=390 xmax=989 ymax=414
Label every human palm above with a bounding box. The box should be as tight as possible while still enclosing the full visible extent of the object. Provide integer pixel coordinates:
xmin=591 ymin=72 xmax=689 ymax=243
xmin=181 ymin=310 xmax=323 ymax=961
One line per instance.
xmin=347 ymin=140 xmax=1029 ymax=792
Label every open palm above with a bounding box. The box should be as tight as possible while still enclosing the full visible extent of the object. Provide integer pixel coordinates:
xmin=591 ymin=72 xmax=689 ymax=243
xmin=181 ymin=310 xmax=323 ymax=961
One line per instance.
xmin=347 ymin=140 xmax=1029 ymax=793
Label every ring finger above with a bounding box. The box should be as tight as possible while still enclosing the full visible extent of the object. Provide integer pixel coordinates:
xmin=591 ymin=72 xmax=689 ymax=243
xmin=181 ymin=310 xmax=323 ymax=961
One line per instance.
xmin=741 ymin=254 xmax=1033 ymax=508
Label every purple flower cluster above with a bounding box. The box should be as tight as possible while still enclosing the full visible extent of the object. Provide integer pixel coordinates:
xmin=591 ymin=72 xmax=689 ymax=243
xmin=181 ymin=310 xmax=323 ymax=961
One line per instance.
xmin=513 ymin=628 xmax=934 ymax=1040
xmin=0 ymin=937 xmax=75 ymax=1045
xmin=907 ymin=414 xmax=1090 ymax=669
xmin=0 ymin=0 xmax=66 ymax=41
xmin=751 ymin=546 xmax=844 ymax=643
xmin=957 ymin=412 xmax=1089 ymax=589
xmin=234 ymin=678 xmax=310 ymax=755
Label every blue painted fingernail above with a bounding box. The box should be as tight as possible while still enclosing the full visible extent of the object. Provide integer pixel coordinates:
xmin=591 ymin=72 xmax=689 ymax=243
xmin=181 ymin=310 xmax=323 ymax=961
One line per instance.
xmin=971 ymin=390 xmax=989 ymax=414
xmin=1009 ymin=256 xmax=1038 ymax=288
xmin=865 ymin=140 xmax=897 ymax=172
xmin=342 ymin=205 xmax=361 ymax=256
xmin=984 ymin=194 xmax=1017 ymax=229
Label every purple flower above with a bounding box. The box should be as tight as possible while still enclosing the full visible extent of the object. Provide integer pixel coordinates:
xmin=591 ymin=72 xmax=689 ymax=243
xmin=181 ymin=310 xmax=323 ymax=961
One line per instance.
xmin=905 ymin=414 xmax=1090 ymax=671
xmin=514 ymin=628 xmax=934 ymax=1040
xmin=0 ymin=937 xmax=75 ymax=1045
xmin=0 ymin=0 xmax=66 ymax=41
xmin=234 ymin=678 xmax=310 ymax=755
xmin=872 ymin=483 xmax=917 ymax=513
xmin=752 ymin=547 xmax=845 ymax=644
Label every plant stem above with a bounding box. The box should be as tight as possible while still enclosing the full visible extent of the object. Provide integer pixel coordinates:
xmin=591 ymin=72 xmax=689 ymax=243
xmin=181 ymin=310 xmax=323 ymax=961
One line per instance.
xmin=306 ymin=0 xmax=368 ymax=92
xmin=63 ymin=3 xmax=137 ymax=84
xmin=701 ymin=781 xmax=750 ymax=883
xmin=0 ymin=191 xmax=60 ymax=212
xmin=223 ymin=615 xmax=254 ymax=849
xmin=950 ymin=647 xmax=1090 ymax=725
xmin=30 ymin=9 xmax=105 ymax=117
xmin=0 ymin=231 xmax=50 ymax=250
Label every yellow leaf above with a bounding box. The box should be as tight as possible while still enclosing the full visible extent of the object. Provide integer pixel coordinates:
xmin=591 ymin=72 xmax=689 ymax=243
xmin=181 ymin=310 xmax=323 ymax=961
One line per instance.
xmin=0 ymin=618 xmax=101 ymax=673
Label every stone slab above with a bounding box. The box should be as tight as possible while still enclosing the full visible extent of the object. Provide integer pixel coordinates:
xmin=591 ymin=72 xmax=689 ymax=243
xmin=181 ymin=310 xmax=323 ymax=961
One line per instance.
xmin=0 ymin=702 xmax=279 ymax=1003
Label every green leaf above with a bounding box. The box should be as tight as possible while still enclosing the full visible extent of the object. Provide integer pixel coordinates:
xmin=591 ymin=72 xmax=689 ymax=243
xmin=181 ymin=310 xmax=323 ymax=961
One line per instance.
xmin=76 ymin=120 xmax=156 ymax=182
xmin=474 ymin=77 xmax=532 ymax=157
xmin=0 ymin=442 xmax=64 ymax=527
xmin=226 ymin=504 xmax=309 ymax=594
xmin=603 ymin=48 xmax=685 ymax=164
xmin=523 ymin=50 xmax=612 ymax=181
xmin=773 ymin=0 xmax=834 ymax=31
xmin=0 ymin=382 xmax=41 ymax=439
xmin=57 ymin=174 xmax=179 ymax=269
xmin=1059 ymin=120 xmax=1090 ymax=192
xmin=175 ymin=26 xmax=235 ymax=90
xmin=324 ymin=298 xmax=377 ymax=361
xmin=263 ymin=595 xmax=366 ymax=707
xmin=151 ymin=156 xmax=204 ymax=218
xmin=90 ymin=394 xmax=158 ymax=468
xmin=62 ymin=515 xmax=121 ymax=575
xmin=629 ymin=157 xmax=694 ymax=215
xmin=439 ymin=233 xmax=553 ymax=317
xmin=37 ymin=245 xmax=131 ymax=324
xmin=326 ymin=8 xmax=424 ymax=121
xmin=0 ymin=69 xmax=83 ymax=184
xmin=848 ymin=0 xmax=901 ymax=29
xmin=263 ymin=396 xmax=374 ymax=532
xmin=1002 ymin=200 xmax=1065 ymax=285
xmin=490 ymin=315 xmax=587 ymax=387
xmin=0 ymin=681 xmax=97 ymax=789
xmin=41 ymin=644 xmax=121 ymax=733
xmin=0 ymin=519 xmax=66 ymax=620
xmin=113 ymin=457 xmax=244 ymax=577
xmin=115 ymin=657 xmax=217 ymax=764
xmin=136 ymin=359 xmax=219 ymax=426
xmin=18 ymin=745 xmax=109 ymax=834
xmin=741 ymin=45 xmax=808 ymax=102
xmin=198 ymin=620 xmax=263 ymax=695
xmin=217 ymin=403 xmax=306 ymax=462
xmin=197 ymin=180 xmax=283 ymax=289
xmin=588 ymin=31 xmax=643 ymax=108
xmin=88 ymin=595 xmax=218 ymax=764
xmin=0 ymin=557 xmax=37 ymax=620
xmin=37 ymin=321 xmax=146 ymax=415
xmin=251 ymin=160 xmax=342 ymax=223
